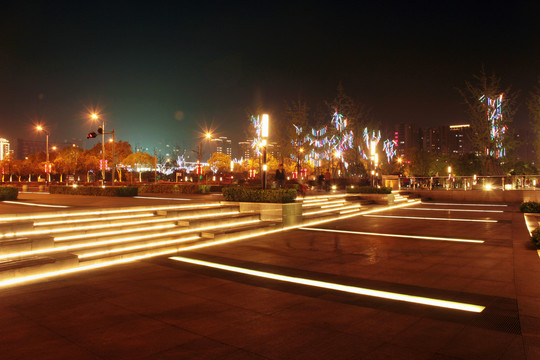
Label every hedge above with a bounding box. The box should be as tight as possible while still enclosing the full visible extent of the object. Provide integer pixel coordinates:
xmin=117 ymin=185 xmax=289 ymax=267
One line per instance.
xmin=520 ymin=201 xmax=540 ymax=213
xmin=222 ymin=187 xmax=297 ymax=203
xmin=0 ymin=186 xmax=18 ymax=200
xmin=199 ymin=185 xmax=225 ymax=193
xmin=138 ymin=183 xmax=199 ymax=194
xmin=346 ymin=186 xmax=392 ymax=194
xmin=49 ymin=185 xmax=138 ymax=197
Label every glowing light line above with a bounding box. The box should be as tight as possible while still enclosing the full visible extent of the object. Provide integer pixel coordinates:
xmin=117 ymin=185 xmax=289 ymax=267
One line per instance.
xmin=423 ymin=202 xmax=507 ymax=207
xmin=78 ymin=236 xmax=201 ymax=259
xmin=407 ymin=208 xmax=503 ymax=213
xmin=3 ymin=201 xmax=70 ymax=208
xmin=134 ymin=196 xmax=191 ymax=201
xmin=170 ymin=256 xmax=485 ymax=313
xmin=363 ymin=214 xmax=497 ymax=223
xmin=36 ymin=213 xmax=156 ymax=226
xmin=299 ymin=227 xmax=484 ymax=243
xmin=0 ymin=203 xmax=223 ymax=222
xmin=303 ymin=200 xmax=345 ymax=208
xmin=524 ymin=214 xmax=536 ymax=236
xmin=304 ymin=204 xmax=360 ymax=216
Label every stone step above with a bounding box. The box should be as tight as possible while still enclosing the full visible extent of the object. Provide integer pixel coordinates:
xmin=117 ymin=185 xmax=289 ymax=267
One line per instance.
xmin=0 ymin=252 xmax=78 ymax=282
xmin=0 ymin=236 xmax=54 ymax=257
xmin=202 ymin=221 xmax=281 ymax=242
xmin=56 ymin=214 xmax=261 ymax=252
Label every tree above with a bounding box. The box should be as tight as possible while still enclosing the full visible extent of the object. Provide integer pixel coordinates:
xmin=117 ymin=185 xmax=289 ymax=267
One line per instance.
xmin=207 ymin=152 xmax=231 ymax=173
xmin=529 ymin=77 xmax=540 ymax=165
xmin=122 ymin=152 xmax=155 ymax=182
xmin=459 ymin=69 xmax=518 ymax=174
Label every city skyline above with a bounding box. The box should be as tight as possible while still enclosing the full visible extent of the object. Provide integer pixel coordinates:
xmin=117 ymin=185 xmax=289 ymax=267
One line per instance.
xmin=1 ymin=1 xmax=538 ymax=153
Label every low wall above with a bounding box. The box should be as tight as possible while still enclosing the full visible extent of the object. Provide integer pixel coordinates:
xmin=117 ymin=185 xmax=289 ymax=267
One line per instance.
xmin=407 ymin=189 xmax=540 ymax=203
xmin=237 ymin=202 xmax=303 ymax=227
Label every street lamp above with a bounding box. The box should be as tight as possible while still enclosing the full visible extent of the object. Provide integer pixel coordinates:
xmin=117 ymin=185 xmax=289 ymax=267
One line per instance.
xmin=91 ymin=113 xmax=106 ymax=184
xmin=261 ymin=114 xmax=269 ymax=190
xmin=36 ymin=125 xmax=50 ymax=182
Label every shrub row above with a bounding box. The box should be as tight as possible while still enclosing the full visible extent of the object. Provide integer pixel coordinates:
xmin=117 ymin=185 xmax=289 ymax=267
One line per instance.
xmin=346 ymin=186 xmax=392 ymax=194
xmin=138 ymin=183 xmax=224 ymax=194
xmin=0 ymin=186 xmax=18 ymax=200
xmin=520 ymin=201 xmax=540 ymax=213
xmin=222 ymin=187 xmax=297 ymax=203
xmin=49 ymin=186 xmax=138 ymax=197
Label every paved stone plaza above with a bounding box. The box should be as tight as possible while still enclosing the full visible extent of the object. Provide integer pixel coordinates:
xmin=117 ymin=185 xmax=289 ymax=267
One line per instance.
xmin=0 ymin=193 xmax=539 ymax=359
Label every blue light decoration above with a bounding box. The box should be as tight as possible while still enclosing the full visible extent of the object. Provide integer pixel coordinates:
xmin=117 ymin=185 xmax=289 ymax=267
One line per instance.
xmin=382 ymin=139 xmax=397 ymax=163
xmin=250 ymin=115 xmax=263 ymax=156
xmin=479 ymin=93 xmax=507 ymax=158
xmin=360 ymin=128 xmax=381 ymax=160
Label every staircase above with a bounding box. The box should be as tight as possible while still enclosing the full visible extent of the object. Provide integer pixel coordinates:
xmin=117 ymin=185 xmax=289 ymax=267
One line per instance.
xmin=0 ymin=195 xmax=368 ymax=287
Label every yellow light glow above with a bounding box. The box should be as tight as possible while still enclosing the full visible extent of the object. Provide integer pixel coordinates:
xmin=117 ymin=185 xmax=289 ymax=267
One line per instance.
xmin=407 ymin=208 xmax=503 ymax=213
xmin=423 ymin=202 xmax=507 ymax=207
xmin=91 ymin=113 xmax=99 ymax=120
xmin=302 ymin=200 xmax=345 ymax=208
xmin=263 ymin=164 xmax=268 ymax=171
xmin=170 ymin=257 xmax=485 ymax=313
xmin=304 ymin=204 xmax=361 ymax=216
xmin=484 ymin=184 xmax=492 ymax=191
xmin=262 ymin=114 xmax=269 ymax=138
xmin=363 ymin=214 xmax=497 ymax=223
xmin=2 ymin=201 xmax=69 ymax=208
xmin=331 ymin=185 xmax=337 ymax=190
xmin=300 ymin=227 xmax=484 ymax=243
xmin=78 ymin=235 xmax=201 ymax=259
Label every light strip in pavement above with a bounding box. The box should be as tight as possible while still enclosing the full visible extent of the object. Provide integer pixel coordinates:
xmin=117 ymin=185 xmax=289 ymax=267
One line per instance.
xmin=134 ymin=196 xmax=191 ymax=201
xmin=407 ymin=208 xmax=503 ymax=213
xmin=169 ymin=256 xmax=485 ymax=313
xmin=363 ymin=214 xmax=498 ymax=223
xmin=299 ymin=227 xmax=484 ymax=243
xmin=423 ymin=202 xmax=507 ymax=207
xmin=3 ymin=201 xmax=70 ymax=208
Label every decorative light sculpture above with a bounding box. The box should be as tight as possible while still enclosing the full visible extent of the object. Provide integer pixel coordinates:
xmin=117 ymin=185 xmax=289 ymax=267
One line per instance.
xmin=479 ymin=93 xmax=507 ymax=158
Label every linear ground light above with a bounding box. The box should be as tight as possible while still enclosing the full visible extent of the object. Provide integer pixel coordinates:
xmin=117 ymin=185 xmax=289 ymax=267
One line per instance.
xmin=300 ymin=194 xmax=348 ymax=201
xmin=407 ymin=208 xmax=503 ymax=213
xmin=169 ymin=256 xmax=485 ymax=313
xmin=422 ymin=202 xmax=507 ymax=207
xmin=300 ymin=227 xmax=484 ymax=243
xmin=524 ymin=214 xmax=536 ymax=236
xmin=134 ymin=196 xmax=191 ymax=201
xmin=363 ymin=214 xmax=498 ymax=223
xmin=35 ymin=213 xmax=156 ymax=226
xmin=3 ymin=201 xmax=70 ymax=208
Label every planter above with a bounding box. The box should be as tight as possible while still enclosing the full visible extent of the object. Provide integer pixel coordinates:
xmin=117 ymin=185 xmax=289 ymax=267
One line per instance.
xmin=236 ymin=202 xmax=303 ymax=227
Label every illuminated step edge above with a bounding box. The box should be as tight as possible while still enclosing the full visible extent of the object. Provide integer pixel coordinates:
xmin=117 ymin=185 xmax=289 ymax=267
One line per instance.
xmin=0 ymin=216 xmax=262 ymax=261
xmin=302 ymin=200 xmax=346 ymax=208
xmin=0 ymin=252 xmax=78 ymax=282
xmin=169 ymin=257 xmax=485 ymax=313
xmin=304 ymin=204 xmax=361 ymax=216
xmin=0 ymin=200 xmax=421 ymax=288
xmin=2 ymin=209 xmax=242 ymax=240
xmin=0 ymin=202 xmax=225 ymax=222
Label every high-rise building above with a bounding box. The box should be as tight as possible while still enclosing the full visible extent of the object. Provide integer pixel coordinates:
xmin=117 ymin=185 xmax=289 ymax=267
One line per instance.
xmin=16 ymin=138 xmax=45 ymax=160
xmin=448 ymin=124 xmax=472 ymax=155
xmin=0 ymin=138 xmax=10 ymax=160
xmin=211 ymin=137 xmax=232 ymax=157
xmin=394 ymin=123 xmax=422 ymax=156
xmin=238 ymin=141 xmax=252 ymax=160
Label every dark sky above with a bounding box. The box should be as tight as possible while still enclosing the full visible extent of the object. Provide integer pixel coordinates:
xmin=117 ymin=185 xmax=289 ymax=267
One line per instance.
xmin=0 ymin=1 xmax=538 ymax=157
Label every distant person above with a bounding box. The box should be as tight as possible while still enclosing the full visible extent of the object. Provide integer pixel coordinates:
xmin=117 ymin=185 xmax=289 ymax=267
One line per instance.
xmin=324 ymin=169 xmax=331 ymax=191
xmin=275 ymin=163 xmax=285 ymax=188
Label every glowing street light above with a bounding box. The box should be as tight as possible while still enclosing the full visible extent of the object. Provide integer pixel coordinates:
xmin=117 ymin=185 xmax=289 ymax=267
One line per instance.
xmin=262 ymin=114 xmax=269 ymax=190
xmin=90 ymin=113 xmax=106 ymax=183
xmin=36 ymin=125 xmax=50 ymax=182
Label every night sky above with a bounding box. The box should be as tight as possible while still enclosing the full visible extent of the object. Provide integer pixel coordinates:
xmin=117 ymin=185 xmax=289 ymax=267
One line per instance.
xmin=1 ymin=1 xmax=538 ymax=158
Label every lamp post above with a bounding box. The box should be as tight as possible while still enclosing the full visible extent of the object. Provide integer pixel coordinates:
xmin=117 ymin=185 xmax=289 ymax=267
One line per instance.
xmin=91 ymin=113 xmax=106 ymax=184
xmin=261 ymin=114 xmax=269 ymax=190
xmin=36 ymin=125 xmax=50 ymax=183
